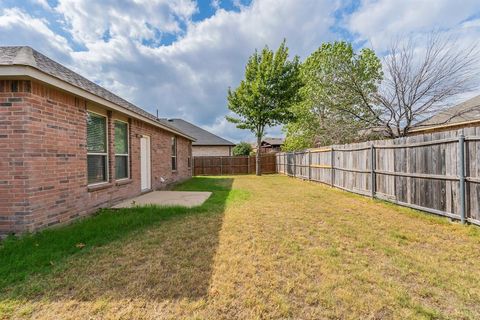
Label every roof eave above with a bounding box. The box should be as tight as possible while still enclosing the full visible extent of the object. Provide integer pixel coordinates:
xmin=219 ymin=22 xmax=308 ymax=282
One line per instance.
xmin=409 ymin=119 xmax=480 ymax=133
xmin=0 ymin=64 xmax=196 ymax=141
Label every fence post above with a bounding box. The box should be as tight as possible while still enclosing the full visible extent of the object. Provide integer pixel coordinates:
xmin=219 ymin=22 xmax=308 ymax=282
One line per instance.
xmin=370 ymin=144 xmax=376 ymax=198
xmin=293 ymin=152 xmax=297 ymax=177
xmin=247 ymin=156 xmax=250 ymax=174
xmin=308 ymin=150 xmax=311 ymax=181
xmin=458 ymin=134 xmax=466 ymax=224
xmin=220 ymin=157 xmax=223 ymax=175
xmin=330 ymin=147 xmax=335 ymax=187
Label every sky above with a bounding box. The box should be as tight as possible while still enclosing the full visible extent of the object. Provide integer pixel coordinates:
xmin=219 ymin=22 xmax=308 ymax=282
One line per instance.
xmin=0 ymin=0 xmax=479 ymax=143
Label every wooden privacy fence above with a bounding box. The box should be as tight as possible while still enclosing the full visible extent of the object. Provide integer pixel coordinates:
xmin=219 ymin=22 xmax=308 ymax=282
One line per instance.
xmin=194 ymin=154 xmax=276 ymax=176
xmin=276 ymin=126 xmax=480 ymax=226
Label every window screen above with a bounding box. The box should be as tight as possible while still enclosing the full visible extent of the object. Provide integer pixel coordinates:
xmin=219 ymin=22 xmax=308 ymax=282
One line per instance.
xmin=88 ymin=155 xmax=106 ymax=184
xmin=87 ymin=113 xmax=107 ymax=153
xmin=114 ymin=121 xmax=129 ymax=179
xmin=87 ymin=112 xmax=108 ymax=184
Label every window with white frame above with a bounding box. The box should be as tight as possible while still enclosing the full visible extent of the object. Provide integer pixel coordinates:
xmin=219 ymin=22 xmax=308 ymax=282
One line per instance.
xmin=114 ymin=120 xmax=129 ymax=179
xmin=87 ymin=112 xmax=108 ymax=184
xmin=171 ymin=136 xmax=177 ymax=171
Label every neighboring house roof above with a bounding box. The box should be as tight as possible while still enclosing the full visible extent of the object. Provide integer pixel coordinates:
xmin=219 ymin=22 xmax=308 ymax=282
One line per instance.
xmin=262 ymin=137 xmax=284 ymax=146
xmin=410 ymin=94 xmax=480 ymax=133
xmin=251 ymin=137 xmax=285 ymax=149
xmin=165 ymin=119 xmax=235 ymax=146
xmin=0 ymin=46 xmax=195 ymax=141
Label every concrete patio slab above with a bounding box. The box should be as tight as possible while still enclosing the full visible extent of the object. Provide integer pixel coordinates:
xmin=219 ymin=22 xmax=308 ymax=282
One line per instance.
xmin=112 ymin=191 xmax=212 ymax=209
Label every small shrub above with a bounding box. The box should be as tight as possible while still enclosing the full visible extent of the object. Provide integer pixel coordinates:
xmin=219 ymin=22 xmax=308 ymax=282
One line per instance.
xmin=232 ymin=142 xmax=253 ymax=156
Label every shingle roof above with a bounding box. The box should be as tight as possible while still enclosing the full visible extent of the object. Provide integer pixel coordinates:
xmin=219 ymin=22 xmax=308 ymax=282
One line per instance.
xmin=165 ymin=119 xmax=235 ymax=146
xmin=0 ymin=46 xmax=194 ymax=140
xmin=262 ymin=137 xmax=284 ymax=145
xmin=413 ymin=94 xmax=480 ymax=130
xmin=251 ymin=137 xmax=285 ymax=148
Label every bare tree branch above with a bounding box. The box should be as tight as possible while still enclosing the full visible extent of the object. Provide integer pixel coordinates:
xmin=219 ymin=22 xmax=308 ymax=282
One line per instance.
xmin=374 ymin=33 xmax=479 ymax=137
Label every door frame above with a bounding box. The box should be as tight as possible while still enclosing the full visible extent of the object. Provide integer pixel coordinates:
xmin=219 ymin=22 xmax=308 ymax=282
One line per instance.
xmin=140 ymin=135 xmax=151 ymax=191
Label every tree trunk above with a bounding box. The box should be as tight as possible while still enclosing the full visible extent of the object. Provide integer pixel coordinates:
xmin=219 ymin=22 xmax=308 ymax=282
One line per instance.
xmin=256 ymin=135 xmax=262 ymax=176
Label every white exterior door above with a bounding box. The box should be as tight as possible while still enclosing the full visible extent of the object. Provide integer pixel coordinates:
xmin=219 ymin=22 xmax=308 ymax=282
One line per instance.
xmin=140 ymin=136 xmax=151 ymax=191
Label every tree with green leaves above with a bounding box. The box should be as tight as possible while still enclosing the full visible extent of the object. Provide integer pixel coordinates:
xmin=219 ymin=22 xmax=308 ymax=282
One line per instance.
xmin=283 ymin=41 xmax=383 ymax=150
xmin=232 ymin=142 xmax=253 ymax=156
xmin=227 ymin=40 xmax=302 ymax=175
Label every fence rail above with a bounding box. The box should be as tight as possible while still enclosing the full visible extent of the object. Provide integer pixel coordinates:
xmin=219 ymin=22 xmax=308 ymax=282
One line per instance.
xmin=277 ymin=126 xmax=480 ymax=226
xmin=193 ymin=154 xmax=276 ymax=176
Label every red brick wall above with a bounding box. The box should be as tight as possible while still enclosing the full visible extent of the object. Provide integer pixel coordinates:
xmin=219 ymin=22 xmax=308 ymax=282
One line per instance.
xmin=0 ymin=79 xmax=192 ymax=236
xmin=0 ymin=80 xmax=32 ymax=235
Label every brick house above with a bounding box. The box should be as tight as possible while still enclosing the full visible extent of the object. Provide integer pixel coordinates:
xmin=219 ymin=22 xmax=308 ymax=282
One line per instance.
xmin=0 ymin=46 xmax=195 ymax=236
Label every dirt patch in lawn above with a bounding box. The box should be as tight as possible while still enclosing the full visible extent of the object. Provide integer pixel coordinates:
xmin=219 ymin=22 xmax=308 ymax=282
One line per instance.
xmin=1 ymin=175 xmax=480 ymax=319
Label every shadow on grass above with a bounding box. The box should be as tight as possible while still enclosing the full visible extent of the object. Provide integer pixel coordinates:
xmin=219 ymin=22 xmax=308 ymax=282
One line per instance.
xmin=0 ymin=177 xmax=235 ymax=302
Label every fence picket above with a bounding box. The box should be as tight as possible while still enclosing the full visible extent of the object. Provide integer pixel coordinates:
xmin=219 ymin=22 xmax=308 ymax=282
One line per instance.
xmin=194 ymin=154 xmax=277 ymax=176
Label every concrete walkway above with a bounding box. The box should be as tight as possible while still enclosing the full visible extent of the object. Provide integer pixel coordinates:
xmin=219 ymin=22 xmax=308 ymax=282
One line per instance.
xmin=112 ymin=191 xmax=212 ymax=209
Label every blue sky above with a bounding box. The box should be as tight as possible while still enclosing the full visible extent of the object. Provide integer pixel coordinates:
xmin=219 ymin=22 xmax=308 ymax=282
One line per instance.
xmin=0 ymin=0 xmax=479 ymax=142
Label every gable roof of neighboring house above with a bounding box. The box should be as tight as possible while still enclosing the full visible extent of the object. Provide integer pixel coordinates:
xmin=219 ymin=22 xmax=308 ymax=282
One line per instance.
xmin=251 ymin=137 xmax=285 ymax=148
xmin=0 ymin=46 xmax=195 ymax=141
xmin=410 ymin=94 xmax=480 ymax=133
xmin=165 ymin=119 xmax=235 ymax=146
xmin=262 ymin=137 xmax=284 ymax=146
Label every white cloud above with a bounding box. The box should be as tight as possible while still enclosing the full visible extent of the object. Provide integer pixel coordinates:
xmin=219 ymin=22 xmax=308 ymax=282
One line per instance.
xmin=58 ymin=0 xmax=338 ymax=142
xmin=55 ymin=0 xmax=197 ymax=44
xmin=0 ymin=8 xmax=71 ymax=60
xmin=462 ymin=18 xmax=480 ymax=29
xmin=211 ymin=0 xmax=221 ymax=11
xmin=31 ymin=0 xmax=52 ymax=11
xmin=347 ymin=0 xmax=480 ymax=49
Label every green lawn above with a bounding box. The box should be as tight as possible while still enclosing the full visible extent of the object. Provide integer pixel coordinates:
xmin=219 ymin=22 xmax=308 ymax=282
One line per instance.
xmin=1 ymin=175 xmax=480 ymax=319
